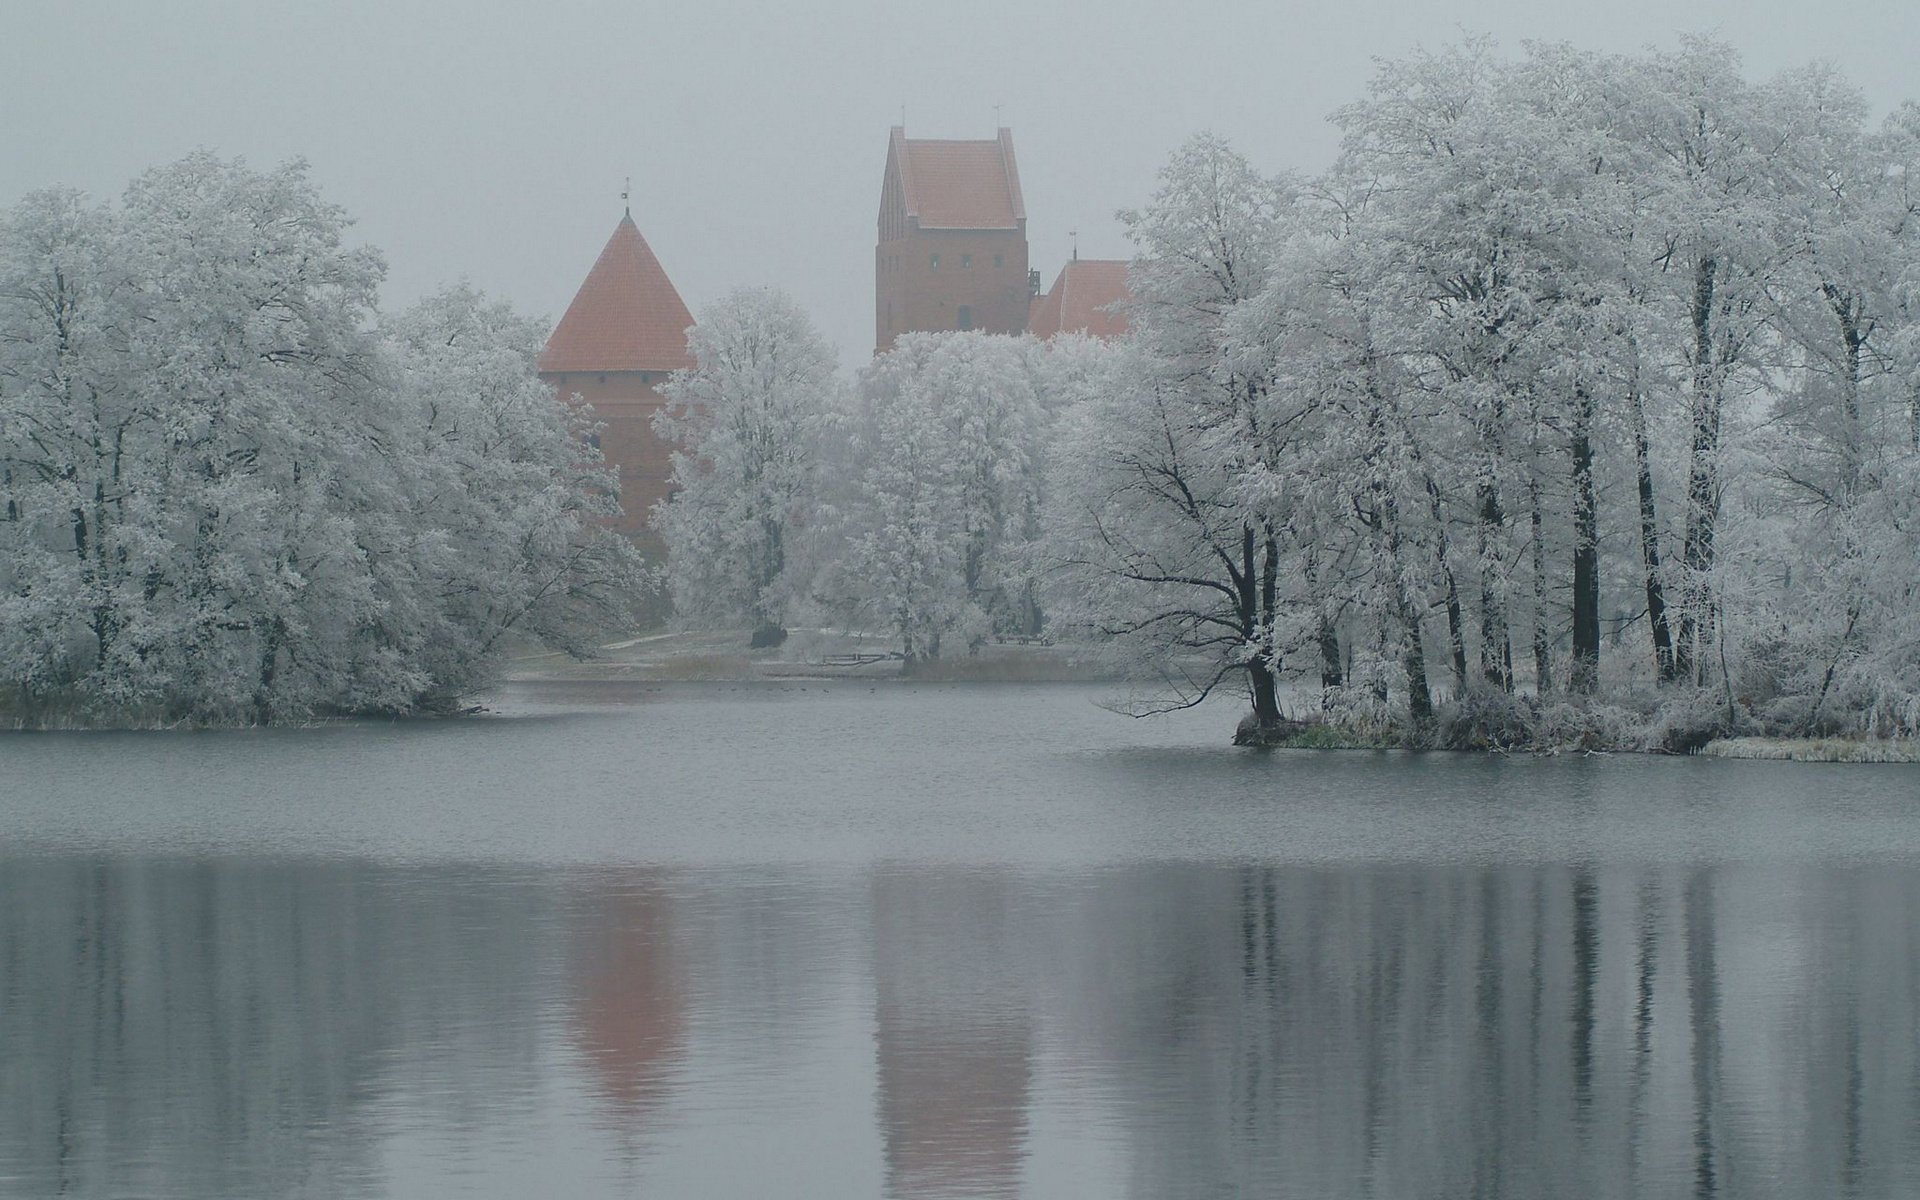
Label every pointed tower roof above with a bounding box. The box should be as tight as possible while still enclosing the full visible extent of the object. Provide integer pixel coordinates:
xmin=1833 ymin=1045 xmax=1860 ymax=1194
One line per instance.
xmin=539 ymin=214 xmax=695 ymax=374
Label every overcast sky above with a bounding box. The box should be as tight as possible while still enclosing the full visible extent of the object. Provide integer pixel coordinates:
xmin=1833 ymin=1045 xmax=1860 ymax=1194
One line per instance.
xmin=8 ymin=0 xmax=1920 ymax=369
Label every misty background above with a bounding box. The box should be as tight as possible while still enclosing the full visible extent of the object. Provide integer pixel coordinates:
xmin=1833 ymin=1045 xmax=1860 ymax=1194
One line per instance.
xmin=7 ymin=0 xmax=1920 ymax=368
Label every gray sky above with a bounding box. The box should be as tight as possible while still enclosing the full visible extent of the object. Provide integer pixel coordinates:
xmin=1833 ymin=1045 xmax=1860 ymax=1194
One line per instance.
xmin=8 ymin=0 xmax=1920 ymax=369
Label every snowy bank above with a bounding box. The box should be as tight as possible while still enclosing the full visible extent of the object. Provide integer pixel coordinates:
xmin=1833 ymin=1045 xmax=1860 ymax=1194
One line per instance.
xmin=1701 ymin=738 xmax=1919 ymax=763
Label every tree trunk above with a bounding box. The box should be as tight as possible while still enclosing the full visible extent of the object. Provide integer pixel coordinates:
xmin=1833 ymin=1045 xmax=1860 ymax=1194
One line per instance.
xmin=1304 ymin=543 xmax=1342 ymax=707
xmin=1527 ymin=467 xmax=1551 ymax=695
xmin=1569 ymin=384 xmax=1601 ymax=694
xmin=1385 ymin=499 xmax=1433 ymax=727
xmin=1825 ymin=284 xmax=1864 ymax=503
xmin=1677 ymin=255 xmax=1721 ymax=684
xmin=1424 ymin=476 xmax=1468 ymax=694
xmin=1477 ymin=480 xmax=1512 ymax=692
xmin=1248 ymin=660 xmax=1283 ymax=728
xmin=1235 ymin=523 xmax=1285 ymax=737
xmin=1318 ymin=616 xmax=1343 ymax=705
xmin=1630 ymin=382 xmax=1677 ymax=683
xmin=254 ymin=618 xmax=283 ymax=726
xmin=1405 ymin=612 xmax=1434 ymax=728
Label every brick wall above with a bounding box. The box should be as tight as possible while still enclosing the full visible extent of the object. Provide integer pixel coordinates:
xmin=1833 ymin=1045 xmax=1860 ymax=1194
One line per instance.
xmin=876 ymin=226 xmax=1030 ymax=352
xmin=542 ymin=369 xmax=673 ymax=553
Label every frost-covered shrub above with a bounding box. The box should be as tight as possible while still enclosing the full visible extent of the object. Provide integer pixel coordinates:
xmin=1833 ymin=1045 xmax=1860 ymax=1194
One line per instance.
xmin=1640 ymin=689 xmax=1752 ymax=754
xmin=1437 ymin=688 xmax=1539 ymax=751
xmin=1531 ymin=699 xmax=1646 ymax=752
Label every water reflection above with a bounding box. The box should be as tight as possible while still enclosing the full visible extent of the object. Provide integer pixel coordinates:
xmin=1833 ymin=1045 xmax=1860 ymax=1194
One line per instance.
xmin=570 ymin=880 xmax=684 ymax=1123
xmin=2 ymin=857 xmax=1919 ymax=1197
xmin=872 ymin=870 xmax=1034 ymax=1197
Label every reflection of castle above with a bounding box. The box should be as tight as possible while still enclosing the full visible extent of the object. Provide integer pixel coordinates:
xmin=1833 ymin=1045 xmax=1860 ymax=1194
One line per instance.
xmin=571 ymin=883 xmax=686 ymax=1120
xmin=870 ymin=872 xmax=1033 ymax=1198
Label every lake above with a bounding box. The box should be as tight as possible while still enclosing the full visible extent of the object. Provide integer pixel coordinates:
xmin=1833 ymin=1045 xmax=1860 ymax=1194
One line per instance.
xmin=2 ymin=680 xmax=1918 ymax=1198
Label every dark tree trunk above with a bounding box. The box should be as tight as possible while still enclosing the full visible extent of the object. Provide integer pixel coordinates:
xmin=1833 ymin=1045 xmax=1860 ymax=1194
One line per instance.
xmin=1527 ymin=467 xmax=1551 ymax=695
xmin=1569 ymin=384 xmax=1601 ymax=694
xmin=1304 ymin=543 xmax=1342 ymax=706
xmin=1318 ymin=616 xmax=1343 ymax=702
xmin=1825 ymin=283 xmax=1865 ymax=502
xmin=1387 ymin=504 xmax=1433 ymax=727
xmin=1677 ymin=256 xmax=1721 ymax=684
xmin=1478 ymin=480 xmax=1511 ymax=692
xmin=1424 ymin=477 xmax=1468 ymax=693
xmin=254 ymin=618 xmax=283 ymax=726
xmin=1235 ymin=523 xmax=1286 ymax=737
xmin=1248 ymin=660 xmax=1283 ymax=728
xmin=1444 ymin=575 xmax=1468 ymax=695
xmin=1630 ymin=383 xmax=1677 ymax=683
xmin=1405 ymin=614 xmax=1434 ymax=728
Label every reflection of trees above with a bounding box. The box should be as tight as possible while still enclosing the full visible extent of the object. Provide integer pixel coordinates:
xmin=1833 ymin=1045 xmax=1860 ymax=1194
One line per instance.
xmin=870 ymin=870 xmax=1034 ymax=1199
xmin=1042 ymin=863 xmax=1920 ymax=1199
xmin=5 ymin=854 xmax=1919 ymax=1198
xmin=0 ymin=858 xmax=557 ymax=1199
xmin=1685 ymin=870 xmax=1721 ymax=1198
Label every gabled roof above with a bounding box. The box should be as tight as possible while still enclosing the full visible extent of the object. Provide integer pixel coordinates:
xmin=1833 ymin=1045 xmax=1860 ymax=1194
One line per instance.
xmin=539 ymin=214 xmax=695 ymax=374
xmin=882 ymin=127 xmax=1026 ymax=232
xmin=1029 ymin=259 xmax=1130 ymax=340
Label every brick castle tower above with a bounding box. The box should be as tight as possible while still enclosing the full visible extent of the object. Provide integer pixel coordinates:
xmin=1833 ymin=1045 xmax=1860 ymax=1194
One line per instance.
xmin=539 ymin=210 xmax=695 ymax=544
xmin=875 ymin=127 xmax=1030 ymax=352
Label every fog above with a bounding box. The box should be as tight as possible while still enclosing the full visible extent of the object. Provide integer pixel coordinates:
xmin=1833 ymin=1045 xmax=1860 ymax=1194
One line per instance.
xmin=7 ymin=0 xmax=1920 ymax=367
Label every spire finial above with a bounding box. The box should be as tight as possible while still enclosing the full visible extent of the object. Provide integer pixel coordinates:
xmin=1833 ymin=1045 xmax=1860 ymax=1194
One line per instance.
xmin=621 ymin=176 xmax=631 ymax=217
xmin=1070 ymin=229 xmax=1078 ymax=261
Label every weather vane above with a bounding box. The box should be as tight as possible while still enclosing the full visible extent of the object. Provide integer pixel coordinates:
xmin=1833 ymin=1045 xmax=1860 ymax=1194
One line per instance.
xmin=621 ymin=176 xmax=631 ymax=217
xmin=1070 ymin=229 xmax=1078 ymax=261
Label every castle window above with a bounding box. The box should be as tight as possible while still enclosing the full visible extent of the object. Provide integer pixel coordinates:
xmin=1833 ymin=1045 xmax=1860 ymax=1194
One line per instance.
xmin=958 ymin=305 xmax=973 ymax=331
xmin=961 ymin=253 xmax=972 ymax=268
xmin=597 ymin=374 xmax=607 ymax=385
xmin=930 ymin=253 xmax=940 ymax=269
xmin=587 ymin=433 xmax=602 ymax=451
xmin=993 ymin=253 xmax=1004 ymax=268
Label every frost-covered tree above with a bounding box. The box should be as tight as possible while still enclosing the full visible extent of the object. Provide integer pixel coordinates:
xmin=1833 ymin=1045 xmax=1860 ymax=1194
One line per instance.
xmin=830 ymin=331 xmax=1049 ymax=663
xmin=379 ymin=285 xmax=648 ymax=693
xmin=1047 ymin=41 xmax=1920 ymax=745
xmin=0 ymin=154 xmax=645 ymax=725
xmin=651 ymin=287 xmax=837 ymax=645
xmin=1046 ymin=136 xmax=1307 ymax=739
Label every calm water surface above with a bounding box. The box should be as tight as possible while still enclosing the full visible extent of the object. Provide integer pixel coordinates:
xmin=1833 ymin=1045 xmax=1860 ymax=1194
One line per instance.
xmin=2 ymin=681 xmax=1919 ymax=1198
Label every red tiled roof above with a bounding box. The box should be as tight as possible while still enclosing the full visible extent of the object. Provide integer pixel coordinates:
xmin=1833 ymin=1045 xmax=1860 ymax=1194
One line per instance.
xmin=1029 ymin=259 xmax=1129 ymax=340
xmin=890 ymin=128 xmax=1025 ymax=231
xmin=1028 ymin=287 xmax=1062 ymax=341
xmin=539 ymin=214 xmax=695 ymax=374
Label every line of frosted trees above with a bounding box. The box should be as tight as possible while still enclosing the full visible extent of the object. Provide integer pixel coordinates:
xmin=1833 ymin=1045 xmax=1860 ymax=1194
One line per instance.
xmin=657 ymin=39 xmax=1920 ymax=747
xmin=0 ymin=155 xmax=645 ymax=725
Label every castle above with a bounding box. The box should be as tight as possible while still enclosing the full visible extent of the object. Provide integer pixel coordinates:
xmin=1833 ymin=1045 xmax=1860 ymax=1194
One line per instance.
xmin=539 ymin=127 xmax=1128 ymax=540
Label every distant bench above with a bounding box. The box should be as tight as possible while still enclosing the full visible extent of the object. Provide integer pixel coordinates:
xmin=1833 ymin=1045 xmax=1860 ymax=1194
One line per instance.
xmin=819 ymin=652 xmax=903 ymax=667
